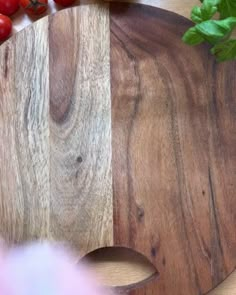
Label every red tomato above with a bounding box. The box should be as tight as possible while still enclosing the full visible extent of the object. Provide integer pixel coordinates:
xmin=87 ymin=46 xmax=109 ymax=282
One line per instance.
xmin=0 ymin=14 xmax=12 ymax=41
xmin=54 ymin=0 xmax=75 ymax=7
xmin=20 ymin=0 xmax=48 ymax=15
xmin=0 ymin=0 xmax=19 ymax=16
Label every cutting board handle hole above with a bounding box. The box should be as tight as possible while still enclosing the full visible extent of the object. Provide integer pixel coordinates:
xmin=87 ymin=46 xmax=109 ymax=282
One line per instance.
xmin=82 ymin=246 xmax=158 ymax=291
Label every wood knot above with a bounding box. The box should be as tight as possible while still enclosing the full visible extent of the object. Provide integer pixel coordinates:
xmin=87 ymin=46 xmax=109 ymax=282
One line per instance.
xmin=137 ymin=206 xmax=145 ymax=222
xmin=151 ymin=247 xmax=157 ymax=257
xmin=76 ymin=156 xmax=83 ymax=163
xmin=162 ymin=257 xmax=166 ymax=266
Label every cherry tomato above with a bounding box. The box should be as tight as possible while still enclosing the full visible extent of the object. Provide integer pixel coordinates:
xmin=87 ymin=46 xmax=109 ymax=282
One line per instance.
xmin=20 ymin=0 xmax=48 ymax=15
xmin=54 ymin=0 xmax=75 ymax=7
xmin=0 ymin=14 xmax=12 ymax=41
xmin=0 ymin=0 xmax=19 ymax=16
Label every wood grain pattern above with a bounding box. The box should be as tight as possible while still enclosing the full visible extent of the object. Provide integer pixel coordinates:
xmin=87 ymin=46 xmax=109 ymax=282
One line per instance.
xmin=9 ymin=0 xmax=199 ymax=35
xmin=0 ymin=19 xmax=50 ymax=242
xmin=49 ymin=4 xmax=113 ymax=256
xmin=109 ymin=0 xmax=199 ymax=17
xmin=0 ymin=3 xmax=235 ymax=295
xmin=110 ymin=3 xmax=236 ymax=295
xmin=0 ymin=4 xmax=113 ymax=256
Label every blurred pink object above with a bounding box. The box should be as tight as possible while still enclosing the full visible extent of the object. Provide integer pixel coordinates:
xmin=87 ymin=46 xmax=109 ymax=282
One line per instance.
xmin=0 ymin=242 xmax=113 ymax=295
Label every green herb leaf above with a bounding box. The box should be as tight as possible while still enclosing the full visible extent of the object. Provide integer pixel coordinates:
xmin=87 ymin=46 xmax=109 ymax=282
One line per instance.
xmin=218 ymin=0 xmax=236 ymax=18
xmin=191 ymin=5 xmax=217 ymax=23
xmin=195 ymin=17 xmax=236 ymax=44
xmin=184 ymin=0 xmax=236 ymax=61
xmin=211 ymin=39 xmax=236 ymax=61
xmin=203 ymin=0 xmax=221 ymax=6
xmin=191 ymin=0 xmax=221 ymax=23
xmin=182 ymin=27 xmax=205 ymax=45
xmin=201 ymin=5 xmax=218 ymax=20
xmin=198 ymin=0 xmax=221 ymax=8
xmin=191 ymin=6 xmax=204 ymax=23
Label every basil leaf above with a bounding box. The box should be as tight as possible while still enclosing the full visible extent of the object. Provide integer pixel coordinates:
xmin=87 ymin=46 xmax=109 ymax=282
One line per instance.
xmin=211 ymin=39 xmax=236 ymax=61
xmin=191 ymin=0 xmax=221 ymax=24
xmin=218 ymin=0 xmax=236 ymax=18
xmin=183 ymin=0 xmax=236 ymax=61
xmin=191 ymin=6 xmax=204 ymax=23
xmin=182 ymin=27 xmax=205 ymax=45
xmin=202 ymin=4 xmax=218 ymax=20
xmin=191 ymin=5 xmax=218 ymax=23
xmin=204 ymin=0 xmax=221 ymax=5
xmin=195 ymin=17 xmax=236 ymax=44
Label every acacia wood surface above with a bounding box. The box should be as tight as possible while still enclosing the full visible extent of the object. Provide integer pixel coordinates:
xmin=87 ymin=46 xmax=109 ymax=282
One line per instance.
xmin=0 ymin=2 xmax=235 ymax=295
xmin=49 ymin=4 xmax=113 ymax=256
xmin=0 ymin=20 xmax=50 ymax=242
xmin=10 ymin=0 xmax=199 ymax=34
xmin=110 ymin=3 xmax=236 ymax=294
xmin=0 ymin=4 xmax=113 ymax=256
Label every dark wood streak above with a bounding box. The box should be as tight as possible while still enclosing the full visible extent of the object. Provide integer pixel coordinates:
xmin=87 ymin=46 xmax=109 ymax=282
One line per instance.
xmin=166 ymin=62 xmax=202 ymax=294
xmin=137 ymin=206 xmax=145 ymax=222
xmin=4 ymin=45 xmax=9 ymax=78
xmin=111 ymin=3 xmax=236 ymax=295
xmin=208 ymin=167 xmax=225 ymax=285
xmin=49 ymin=13 xmax=78 ymax=124
xmin=127 ymin=77 xmax=143 ymax=248
xmin=111 ymin=25 xmax=141 ymax=247
xmin=23 ymin=91 xmax=31 ymax=137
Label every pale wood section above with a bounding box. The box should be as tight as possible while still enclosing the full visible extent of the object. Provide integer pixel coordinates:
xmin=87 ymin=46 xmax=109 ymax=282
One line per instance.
xmin=85 ymin=247 xmax=157 ymax=288
xmin=211 ymin=272 xmax=236 ymax=295
xmin=49 ymin=4 xmax=113 ymax=256
xmin=0 ymin=19 xmax=50 ymax=242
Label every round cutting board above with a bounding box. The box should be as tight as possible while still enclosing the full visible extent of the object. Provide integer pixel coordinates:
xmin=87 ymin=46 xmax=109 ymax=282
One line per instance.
xmin=0 ymin=3 xmax=235 ymax=295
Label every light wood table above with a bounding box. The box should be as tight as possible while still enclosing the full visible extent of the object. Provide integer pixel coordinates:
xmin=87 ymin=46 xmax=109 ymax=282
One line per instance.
xmin=5 ymin=1 xmax=236 ymax=294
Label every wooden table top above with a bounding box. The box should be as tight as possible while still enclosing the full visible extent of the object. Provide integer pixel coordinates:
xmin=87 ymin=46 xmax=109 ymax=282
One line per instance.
xmin=1 ymin=1 xmax=235 ymax=295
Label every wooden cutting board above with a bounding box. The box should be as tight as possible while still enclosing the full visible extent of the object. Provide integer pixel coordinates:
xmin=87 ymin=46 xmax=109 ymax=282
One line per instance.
xmin=0 ymin=3 xmax=235 ymax=295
